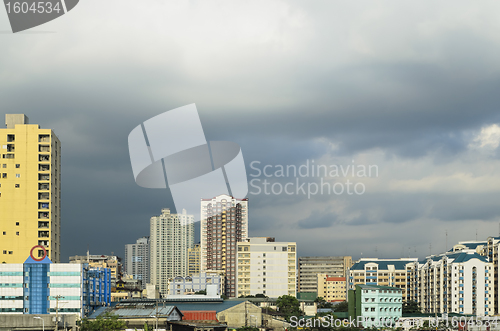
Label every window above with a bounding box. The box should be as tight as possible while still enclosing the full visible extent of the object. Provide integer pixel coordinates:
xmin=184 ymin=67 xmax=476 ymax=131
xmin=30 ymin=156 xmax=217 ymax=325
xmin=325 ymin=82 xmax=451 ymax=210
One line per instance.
xmin=15 ymin=174 xmax=20 ymax=178
xmin=16 ymin=232 xmax=19 ymax=236
xmin=1 ymin=173 xmax=6 ymax=178
xmin=2 ymin=232 xmax=5 ymax=235
xmin=282 ymin=247 xmax=287 ymax=251
xmin=15 ymin=184 xmax=20 ymax=188
xmin=8 ymin=251 xmax=12 ymax=255
xmin=15 ymin=222 xmax=19 ymax=226
xmin=15 ymin=164 xmax=19 ymax=168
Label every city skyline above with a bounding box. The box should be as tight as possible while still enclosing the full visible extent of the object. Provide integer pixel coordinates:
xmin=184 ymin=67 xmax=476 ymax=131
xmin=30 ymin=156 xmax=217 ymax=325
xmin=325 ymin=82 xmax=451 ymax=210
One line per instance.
xmin=3 ymin=1 xmax=500 ymax=263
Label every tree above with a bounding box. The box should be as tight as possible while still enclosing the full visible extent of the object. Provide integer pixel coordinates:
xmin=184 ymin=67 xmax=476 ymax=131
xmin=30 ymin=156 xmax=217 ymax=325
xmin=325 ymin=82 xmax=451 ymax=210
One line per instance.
xmin=79 ymin=313 xmax=127 ymax=331
xmin=255 ymin=293 xmax=268 ymax=298
xmin=194 ymin=289 xmax=207 ymax=295
xmin=402 ymin=300 xmax=420 ymax=314
xmin=333 ymin=300 xmax=348 ymax=312
xmin=276 ymin=295 xmax=303 ymax=322
xmin=315 ymin=297 xmax=333 ymax=309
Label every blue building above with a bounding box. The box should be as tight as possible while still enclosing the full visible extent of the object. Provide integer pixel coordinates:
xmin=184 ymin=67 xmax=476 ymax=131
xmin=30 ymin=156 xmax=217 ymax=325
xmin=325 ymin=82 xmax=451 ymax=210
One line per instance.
xmin=0 ymin=247 xmax=111 ymax=317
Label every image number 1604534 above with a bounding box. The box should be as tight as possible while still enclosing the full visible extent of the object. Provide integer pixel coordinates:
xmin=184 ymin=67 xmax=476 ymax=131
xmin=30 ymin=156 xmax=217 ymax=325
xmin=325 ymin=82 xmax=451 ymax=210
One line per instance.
xmin=5 ymin=1 xmax=62 ymax=14
xmin=3 ymin=0 xmax=80 ymax=33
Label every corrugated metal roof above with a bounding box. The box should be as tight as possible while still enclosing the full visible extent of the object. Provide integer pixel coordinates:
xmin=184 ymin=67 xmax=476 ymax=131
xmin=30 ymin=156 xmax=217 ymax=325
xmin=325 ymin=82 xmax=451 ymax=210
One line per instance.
xmin=89 ymin=305 xmax=182 ymax=320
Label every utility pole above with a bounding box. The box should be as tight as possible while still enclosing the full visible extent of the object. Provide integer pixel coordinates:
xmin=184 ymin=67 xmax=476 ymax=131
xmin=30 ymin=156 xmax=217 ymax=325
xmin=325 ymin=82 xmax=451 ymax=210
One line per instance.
xmin=156 ymin=300 xmax=159 ymax=331
xmin=54 ymin=295 xmax=62 ymax=331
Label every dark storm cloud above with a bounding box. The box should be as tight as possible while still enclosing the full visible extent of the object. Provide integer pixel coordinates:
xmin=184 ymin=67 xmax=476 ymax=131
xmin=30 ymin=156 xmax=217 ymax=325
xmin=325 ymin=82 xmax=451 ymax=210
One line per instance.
xmin=2 ymin=0 xmax=500 ymax=261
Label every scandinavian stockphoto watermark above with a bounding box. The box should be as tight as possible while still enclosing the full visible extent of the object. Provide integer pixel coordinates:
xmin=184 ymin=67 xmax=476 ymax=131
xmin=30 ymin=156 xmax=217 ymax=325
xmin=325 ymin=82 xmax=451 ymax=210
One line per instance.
xmin=128 ymin=104 xmax=248 ymax=219
xmin=249 ymin=160 xmax=378 ymax=198
xmin=3 ymin=0 xmax=79 ymax=33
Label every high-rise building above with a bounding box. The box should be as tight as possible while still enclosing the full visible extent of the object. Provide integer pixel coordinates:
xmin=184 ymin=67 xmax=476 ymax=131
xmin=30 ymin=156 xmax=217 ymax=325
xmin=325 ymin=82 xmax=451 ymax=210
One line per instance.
xmin=298 ymin=256 xmax=352 ymax=294
xmin=200 ymin=194 xmax=248 ymax=298
xmin=150 ymin=208 xmax=194 ymax=296
xmin=0 ymin=114 xmax=61 ymax=263
xmin=188 ymin=244 xmax=200 ymax=276
xmin=412 ymin=250 xmax=493 ymax=316
xmin=317 ymin=274 xmax=346 ymax=302
xmin=124 ymin=237 xmax=150 ymax=289
xmin=236 ymin=237 xmax=296 ymax=298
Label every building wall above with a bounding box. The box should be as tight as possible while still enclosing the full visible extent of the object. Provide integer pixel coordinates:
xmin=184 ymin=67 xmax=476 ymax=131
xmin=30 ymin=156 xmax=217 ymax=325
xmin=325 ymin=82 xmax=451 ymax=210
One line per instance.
xmin=416 ymin=252 xmax=493 ymax=316
xmin=188 ymin=244 xmax=201 ymax=276
xmin=348 ymin=258 xmax=417 ymax=300
xmin=349 ymin=285 xmax=402 ymax=327
xmin=124 ymin=237 xmax=150 ymax=289
xmin=317 ymin=274 xmax=346 ymax=302
xmin=237 ymin=237 xmax=296 ymax=298
xmin=0 ymin=261 xmax=110 ymax=317
xmin=167 ymin=272 xmax=223 ymax=295
xmin=298 ymin=256 xmax=352 ymax=293
xmin=0 ymin=114 xmax=61 ymax=263
xmin=216 ymin=301 xmax=261 ymax=328
xmin=200 ymin=195 xmax=248 ymax=298
xmin=150 ymin=208 xmax=194 ymax=296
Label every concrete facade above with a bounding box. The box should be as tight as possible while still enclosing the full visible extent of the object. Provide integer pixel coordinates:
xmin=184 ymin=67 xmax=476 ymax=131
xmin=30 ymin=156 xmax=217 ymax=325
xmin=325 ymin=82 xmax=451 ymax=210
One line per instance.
xmin=150 ymin=208 xmax=194 ymax=296
xmin=236 ymin=237 xmax=296 ymax=298
xmin=0 ymin=254 xmax=110 ymax=317
xmin=125 ymin=236 xmax=150 ymax=289
xmin=317 ymin=274 xmax=346 ymax=302
xmin=200 ymin=195 xmax=248 ymax=298
xmin=348 ymin=284 xmax=402 ymax=327
xmin=0 ymin=114 xmax=61 ymax=263
xmin=298 ymin=256 xmax=352 ymax=294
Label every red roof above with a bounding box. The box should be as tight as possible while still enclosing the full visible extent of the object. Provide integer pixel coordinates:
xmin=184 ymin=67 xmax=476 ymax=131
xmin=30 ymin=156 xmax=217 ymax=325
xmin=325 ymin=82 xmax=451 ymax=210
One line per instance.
xmin=326 ymin=277 xmax=346 ymax=282
xmin=181 ymin=311 xmax=217 ymax=321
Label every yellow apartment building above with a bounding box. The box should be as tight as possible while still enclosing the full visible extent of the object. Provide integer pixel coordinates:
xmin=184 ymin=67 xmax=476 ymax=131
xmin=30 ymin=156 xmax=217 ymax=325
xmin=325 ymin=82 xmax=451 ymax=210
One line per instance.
xmin=317 ymin=274 xmax=346 ymax=302
xmin=0 ymin=114 xmax=61 ymax=263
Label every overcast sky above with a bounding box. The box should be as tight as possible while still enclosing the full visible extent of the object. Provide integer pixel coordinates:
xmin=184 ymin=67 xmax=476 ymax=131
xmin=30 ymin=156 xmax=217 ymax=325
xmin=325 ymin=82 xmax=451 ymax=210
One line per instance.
xmin=2 ymin=0 xmax=500 ymax=263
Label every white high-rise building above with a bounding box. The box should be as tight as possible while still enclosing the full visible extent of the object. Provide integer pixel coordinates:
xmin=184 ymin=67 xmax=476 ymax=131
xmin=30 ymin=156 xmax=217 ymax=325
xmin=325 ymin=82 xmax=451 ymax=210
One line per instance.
xmin=414 ymin=250 xmax=494 ymax=316
xmin=200 ymin=194 xmax=248 ymax=298
xmin=150 ymin=208 xmax=194 ymax=296
xmin=237 ymin=237 xmax=297 ymax=298
xmin=124 ymin=237 xmax=150 ymax=289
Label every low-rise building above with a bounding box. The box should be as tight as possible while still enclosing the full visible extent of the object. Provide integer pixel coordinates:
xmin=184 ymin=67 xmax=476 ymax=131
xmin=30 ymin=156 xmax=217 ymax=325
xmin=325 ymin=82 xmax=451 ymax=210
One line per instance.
xmin=167 ymin=272 xmax=223 ymax=296
xmin=317 ymin=274 xmax=346 ymax=302
xmin=69 ymin=253 xmax=122 ymax=287
xmin=348 ymin=284 xmax=402 ymax=327
xmin=348 ymin=258 xmax=417 ymax=300
xmin=0 ymin=249 xmax=111 ymax=317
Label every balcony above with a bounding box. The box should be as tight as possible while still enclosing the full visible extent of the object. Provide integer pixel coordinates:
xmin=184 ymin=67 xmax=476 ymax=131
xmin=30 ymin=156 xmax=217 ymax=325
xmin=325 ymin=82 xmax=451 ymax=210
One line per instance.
xmin=39 ymin=174 xmax=50 ymax=181
xmin=7 ymin=134 xmax=15 ymax=142
xmin=39 ymin=202 xmax=49 ymax=209
xmin=38 ymin=212 xmax=49 ymax=219
xmin=38 ymin=184 xmax=49 ymax=190
xmin=39 ymin=135 xmax=50 ymax=142
xmin=38 ymin=193 xmax=49 ymax=200
xmin=38 ymin=231 xmax=49 ymax=238
xmin=6 ymin=144 xmax=14 ymax=152
xmin=39 ymin=145 xmax=50 ymax=152
xmin=39 ymin=164 xmax=50 ymax=171
xmin=39 ymin=155 xmax=50 ymax=162
xmin=38 ymin=221 xmax=49 ymax=229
